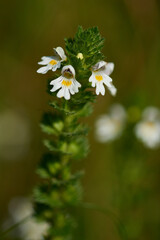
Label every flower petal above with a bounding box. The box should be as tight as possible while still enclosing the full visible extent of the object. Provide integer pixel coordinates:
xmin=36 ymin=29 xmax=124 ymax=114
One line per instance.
xmin=96 ymin=83 xmax=101 ymax=95
xmin=72 ymin=79 xmax=81 ymax=93
xmin=69 ymin=86 xmax=75 ymax=95
xmin=103 ymin=74 xmax=112 ymax=84
xmin=50 ymin=82 xmax=62 ymax=92
xmin=107 ymin=83 xmax=117 ymax=96
xmin=64 ymin=88 xmax=70 ymax=100
xmin=75 ymin=80 xmax=81 ymax=88
xmin=38 ymin=57 xmax=53 ymax=65
xmin=51 ymin=62 xmax=61 ymax=72
xmin=57 ymin=87 xmax=65 ymax=98
xmin=92 ymin=61 xmax=106 ymax=71
xmin=104 ymin=63 xmax=114 ymax=76
xmin=50 ymin=76 xmax=62 ymax=86
xmin=99 ymin=83 xmax=105 ymax=95
xmin=54 ymin=47 xmax=67 ymax=61
xmin=37 ymin=66 xmax=50 ymax=74
xmin=89 ymin=73 xmax=95 ymax=82
xmin=89 ymin=73 xmax=96 ymax=87
xmin=103 ymin=75 xmax=117 ymax=96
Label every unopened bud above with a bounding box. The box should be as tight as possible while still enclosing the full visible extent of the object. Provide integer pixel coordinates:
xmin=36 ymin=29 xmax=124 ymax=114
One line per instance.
xmin=77 ymin=53 xmax=83 ymax=60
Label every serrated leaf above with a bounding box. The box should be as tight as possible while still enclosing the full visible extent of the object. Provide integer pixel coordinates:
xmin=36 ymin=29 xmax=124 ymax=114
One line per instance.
xmin=43 ymin=139 xmax=72 ymax=155
xmin=36 ymin=168 xmax=50 ymax=179
xmin=40 ymin=123 xmax=57 ymax=135
xmin=49 ymin=101 xmax=76 ymax=116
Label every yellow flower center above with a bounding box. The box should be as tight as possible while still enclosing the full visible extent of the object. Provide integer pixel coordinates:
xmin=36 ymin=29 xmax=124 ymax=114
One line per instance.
xmin=95 ymin=75 xmax=103 ymax=81
xmin=49 ymin=59 xmax=57 ymax=65
xmin=146 ymin=121 xmax=155 ymax=128
xmin=62 ymin=80 xmax=72 ymax=87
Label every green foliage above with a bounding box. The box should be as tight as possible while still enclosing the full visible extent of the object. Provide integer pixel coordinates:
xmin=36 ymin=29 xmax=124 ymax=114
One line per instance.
xmin=65 ymin=26 xmax=105 ymax=77
xmin=34 ymin=26 xmax=105 ymax=240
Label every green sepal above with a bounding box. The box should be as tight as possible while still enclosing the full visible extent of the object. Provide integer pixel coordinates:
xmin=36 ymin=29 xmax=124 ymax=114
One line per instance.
xmin=61 ymin=124 xmax=89 ymax=138
xmin=43 ymin=139 xmax=71 ymax=155
xmin=49 ymin=101 xmax=76 ymax=116
xmin=68 ymin=137 xmax=89 ymax=160
xmin=75 ymin=102 xmax=93 ymax=118
xmin=40 ymin=112 xmax=64 ymax=136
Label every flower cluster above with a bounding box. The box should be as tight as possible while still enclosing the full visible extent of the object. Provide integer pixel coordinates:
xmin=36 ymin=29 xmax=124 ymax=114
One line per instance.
xmin=96 ymin=105 xmax=160 ymax=149
xmin=37 ymin=47 xmax=117 ymax=100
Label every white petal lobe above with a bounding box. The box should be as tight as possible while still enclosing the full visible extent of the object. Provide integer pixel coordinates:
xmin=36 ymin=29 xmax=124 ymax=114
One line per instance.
xmin=57 ymin=88 xmax=65 ymax=98
xmin=104 ymin=63 xmax=114 ymax=76
xmin=37 ymin=66 xmax=49 ymax=74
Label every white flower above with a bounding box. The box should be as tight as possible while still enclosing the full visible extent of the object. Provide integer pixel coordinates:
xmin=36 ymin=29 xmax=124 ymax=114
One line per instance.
xmin=37 ymin=47 xmax=67 ymax=74
xmin=8 ymin=197 xmax=49 ymax=240
xmin=89 ymin=61 xmax=117 ymax=96
xmin=95 ymin=104 xmax=126 ymax=142
xmin=135 ymin=106 xmax=160 ymax=149
xmin=50 ymin=65 xmax=81 ymax=100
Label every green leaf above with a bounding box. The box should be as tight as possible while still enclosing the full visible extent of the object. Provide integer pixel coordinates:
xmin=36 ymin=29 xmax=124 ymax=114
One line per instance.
xmin=43 ymin=139 xmax=71 ymax=155
xmin=49 ymin=101 xmax=76 ymax=116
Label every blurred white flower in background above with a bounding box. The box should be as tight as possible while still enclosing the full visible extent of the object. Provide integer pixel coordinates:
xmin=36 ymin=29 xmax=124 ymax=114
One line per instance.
xmin=135 ymin=106 xmax=160 ymax=149
xmin=0 ymin=109 xmax=31 ymax=161
xmin=7 ymin=197 xmax=49 ymax=240
xmin=95 ymin=104 xmax=126 ymax=142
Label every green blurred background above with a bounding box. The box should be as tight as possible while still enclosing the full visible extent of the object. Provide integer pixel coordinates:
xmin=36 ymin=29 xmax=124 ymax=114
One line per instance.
xmin=0 ymin=0 xmax=160 ymax=239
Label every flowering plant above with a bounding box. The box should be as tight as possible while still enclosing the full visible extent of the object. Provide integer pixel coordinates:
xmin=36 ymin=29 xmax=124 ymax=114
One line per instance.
xmin=34 ymin=26 xmax=116 ymax=240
